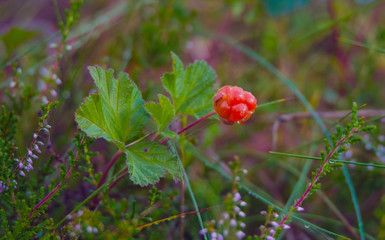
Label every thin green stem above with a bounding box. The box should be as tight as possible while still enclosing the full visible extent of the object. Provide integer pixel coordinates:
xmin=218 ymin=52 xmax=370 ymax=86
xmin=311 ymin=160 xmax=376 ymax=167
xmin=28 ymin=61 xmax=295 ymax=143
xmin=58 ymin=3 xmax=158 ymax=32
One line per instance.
xmin=270 ymin=151 xmax=385 ymax=169
xmin=169 ymin=142 xmax=208 ymax=240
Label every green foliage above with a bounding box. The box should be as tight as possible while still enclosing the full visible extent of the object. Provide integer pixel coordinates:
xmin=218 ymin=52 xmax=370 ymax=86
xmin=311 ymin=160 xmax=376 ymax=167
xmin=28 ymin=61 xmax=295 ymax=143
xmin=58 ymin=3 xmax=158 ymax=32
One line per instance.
xmin=1 ymin=28 xmax=37 ymax=57
xmin=75 ymin=66 xmax=149 ymax=149
xmin=125 ymin=142 xmax=180 ymax=186
xmin=144 ymin=94 xmax=175 ymax=132
xmin=161 ymin=52 xmax=216 ymax=118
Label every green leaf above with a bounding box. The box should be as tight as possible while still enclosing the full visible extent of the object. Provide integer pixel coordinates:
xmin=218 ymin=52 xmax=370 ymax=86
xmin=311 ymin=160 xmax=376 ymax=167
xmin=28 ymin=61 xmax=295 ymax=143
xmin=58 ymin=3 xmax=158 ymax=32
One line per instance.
xmin=1 ymin=27 xmax=37 ymax=56
xmin=144 ymin=94 xmax=175 ymax=132
xmin=125 ymin=141 xmax=181 ymax=186
xmin=75 ymin=66 xmax=149 ymax=149
xmin=161 ymin=130 xmax=179 ymax=140
xmin=161 ymin=52 xmax=216 ymax=118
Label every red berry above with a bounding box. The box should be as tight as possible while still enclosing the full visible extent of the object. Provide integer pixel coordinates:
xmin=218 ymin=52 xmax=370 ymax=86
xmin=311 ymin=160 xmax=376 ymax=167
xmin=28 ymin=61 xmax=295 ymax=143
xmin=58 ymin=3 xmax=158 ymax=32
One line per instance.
xmin=213 ymin=86 xmax=257 ymax=125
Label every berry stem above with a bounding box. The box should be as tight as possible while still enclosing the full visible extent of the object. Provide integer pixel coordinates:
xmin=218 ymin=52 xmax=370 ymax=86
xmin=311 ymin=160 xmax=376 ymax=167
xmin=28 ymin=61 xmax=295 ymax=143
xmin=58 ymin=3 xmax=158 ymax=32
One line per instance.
xmin=160 ymin=110 xmax=216 ymax=144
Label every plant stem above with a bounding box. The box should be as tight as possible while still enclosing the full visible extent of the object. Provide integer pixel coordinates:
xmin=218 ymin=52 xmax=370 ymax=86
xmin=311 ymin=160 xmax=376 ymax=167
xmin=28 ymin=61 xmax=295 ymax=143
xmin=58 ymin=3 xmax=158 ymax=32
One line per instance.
xmin=278 ymin=127 xmax=358 ymax=227
xmin=160 ymin=111 xmax=216 ymax=144
xmin=29 ymin=135 xmax=86 ymax=218
xmin=91 ymin=111 xmax=217 ymax=208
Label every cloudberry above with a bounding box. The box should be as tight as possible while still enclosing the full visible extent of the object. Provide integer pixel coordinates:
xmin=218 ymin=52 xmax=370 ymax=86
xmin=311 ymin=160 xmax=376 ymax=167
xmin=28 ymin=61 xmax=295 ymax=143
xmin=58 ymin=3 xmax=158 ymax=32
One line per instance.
xmin=213 ymin=86 xmax=257 ymax=125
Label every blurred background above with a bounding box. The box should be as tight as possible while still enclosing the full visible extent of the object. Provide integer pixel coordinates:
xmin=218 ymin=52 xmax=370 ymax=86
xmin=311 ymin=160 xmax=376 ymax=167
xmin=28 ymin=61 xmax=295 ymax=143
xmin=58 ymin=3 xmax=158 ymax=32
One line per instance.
xmin=1 ymin=0 xmax=385 ymax=239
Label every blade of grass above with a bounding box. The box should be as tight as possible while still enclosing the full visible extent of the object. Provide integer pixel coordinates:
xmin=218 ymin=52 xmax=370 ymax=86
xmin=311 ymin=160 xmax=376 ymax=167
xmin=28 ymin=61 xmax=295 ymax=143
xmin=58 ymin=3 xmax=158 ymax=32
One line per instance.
xmin=340 ymin=37 xmax=385 ymax=54
xmin=270 ymin=151 xmax=385 ymax=169
xmin=168 ymin=142 xmax=208 ymax=240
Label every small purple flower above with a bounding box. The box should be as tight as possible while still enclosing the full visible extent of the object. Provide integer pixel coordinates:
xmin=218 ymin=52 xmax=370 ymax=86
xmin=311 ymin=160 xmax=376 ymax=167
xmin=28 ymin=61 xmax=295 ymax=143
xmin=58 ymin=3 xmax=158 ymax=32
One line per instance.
xmin=283 ymin=224 xmax=291 ymax=230
xmin=217 ymin=234 xmax=224 ymax=240
xmin=28 ymin=149 xmax=33 ymax=156
xmin=270 ymin=221 xmax=279 ymax=228
xmin=235 ymin=231 xmax=246 ymax=239
xmin=199 ymin=228 xmax=208 ymax=235
xmin=27 ymin=158 xmax=33 ymax=164
xmin=31 ymin=154 xmax=39 ymax=159
xmin=296 ymin=206 xmax=304 ymax=212
xmin=238 ymin=211 xmax=246 ymax=218
xmin=240 ymin=201 xmax=247 ymax=207
xmin=222 ymin=212 xmax=229 ymax=219
xmin=266 ymin=236 xmax=275 ymax=240
xmin=260 ymin=210 xmax=267 ymax=215
xmin=269 ymin=229 xmax=276 ymax=235
xmin=0 ymin=181 xmax=5 ymax=193
xmin=18 ymin=162 xmax=23 ymax=169
xmin=19 ymin=171 xmax=25 ymax=177
xmin=34 ymin=145 xmax=41 ymax=153
xmin=240 ymin=222 xmax=246 ymax=228
xmin=233 ymin=192 xmax=241 ymax=202
xmin=218 ymin=219 xmax=224 ymax=225
xmin=37 ymin=141 xmax=44 ymax=146
xmin=234 ymin=206 xmax=241 ymax=212
xmin=211 ymin=232 xmax=218 ymax=239
xmin=33 ymin=133 xmax=38 ymax=139
xmin=230 ymin=218 xmax=237 ymax=227
xmin=273 ymin=212 xmax=279 ymax=218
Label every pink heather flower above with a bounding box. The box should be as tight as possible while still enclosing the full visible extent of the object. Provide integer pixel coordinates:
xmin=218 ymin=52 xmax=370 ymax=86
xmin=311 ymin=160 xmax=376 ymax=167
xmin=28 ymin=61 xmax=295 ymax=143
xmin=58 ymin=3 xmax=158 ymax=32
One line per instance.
xmin=240 ymin=201 xmax=247 ymax=207
xmin=260 ymin=210 xmax=267 ymax=215
xmin=34 ymin=145 xmax=41 ymax=153
xmin=230 ymin=218 xmax=237 ymax=227
xmin=269 ymin=229 xmax=276 ymax=235
xmin=283 ymin=224 xmax=291 ymax=230
xmin=238 ymin=211 xmax=246 ymax=218
xmin=296 ymin=207 xmax=304 ymax=212
xmin=19 ymin=171 xmax=25 ymax=177
xmin=233 ymin=192 xmax=241 ymax=202
xmin=240 ymin=222 xmax=246 ymax=228
xmin=236 ymin=231 xmax=246 ymax=239
xmin=234 ymin=206 xmax=241 ymax=212
xmin=217 ymin=234 xmax=224 ymax=240
xmin=223 ymin=230 xmax=228 ymax=236
xmin=33 ymin=133 xmax=38 ymax=139
xmin=18 ymin=162 xmax=23 ymax=169
xmin=211 ymin=232 xmax=217 ymax=239
xmin=37 ymin=141 xmax=44 ymax=146
xmin=199 ymin=228 xmax=208 ymax=235
xmin=28 ymin=149 xmax=33 ymax=156
xmin=218 ymin=219 xmax=224 ymax=225
xmin=273 ymin=213 xmax=279 ymax=218
xmin=222 ymin=212 xmax=229 ymax=219
xmin=266 ymin=236 xmax=275 ymax=240
xmin=270 ymin=221 xmax=279 ymax=228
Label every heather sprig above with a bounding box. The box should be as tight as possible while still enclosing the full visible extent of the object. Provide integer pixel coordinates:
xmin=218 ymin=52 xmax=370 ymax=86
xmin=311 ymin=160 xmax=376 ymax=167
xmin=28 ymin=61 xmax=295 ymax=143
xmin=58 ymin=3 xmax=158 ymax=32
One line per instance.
xmin=258 ymin=103 xmax=376 ymax=239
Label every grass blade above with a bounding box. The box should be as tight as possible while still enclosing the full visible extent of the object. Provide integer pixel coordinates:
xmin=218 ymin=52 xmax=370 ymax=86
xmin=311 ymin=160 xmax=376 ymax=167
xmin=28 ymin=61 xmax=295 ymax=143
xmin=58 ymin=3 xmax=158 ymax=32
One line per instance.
xmin=270 ymin=151 xmax=385 ymax=169
xmin=168 ymin=142 xmax=208 ymax=240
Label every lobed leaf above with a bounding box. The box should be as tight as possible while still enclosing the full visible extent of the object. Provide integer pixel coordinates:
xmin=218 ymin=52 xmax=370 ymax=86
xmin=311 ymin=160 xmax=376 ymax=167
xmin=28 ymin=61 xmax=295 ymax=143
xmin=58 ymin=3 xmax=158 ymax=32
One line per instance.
xmin=161 ymin=52 xmax=216 ymax=118
xmin=75 ymin=66 xmax=149 ymax=149
xmin=144 ymin=94 xmax=175 ymax=132
xmin=125 ymin=141 xmax=181 ymax=186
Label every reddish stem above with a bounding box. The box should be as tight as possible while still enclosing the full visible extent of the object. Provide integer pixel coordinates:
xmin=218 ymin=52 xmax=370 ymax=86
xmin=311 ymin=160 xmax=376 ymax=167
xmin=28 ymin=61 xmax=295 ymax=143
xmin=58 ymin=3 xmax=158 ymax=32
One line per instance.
xmin=91 ymin=110 xmax=217 ymax=208
xmin=278 ymin=127 xmax=358 ymax=226
xmin=29 ymin=137 xmax=85 ymax=218
xmin=160 ymin=111 xmax=216 ymax=144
